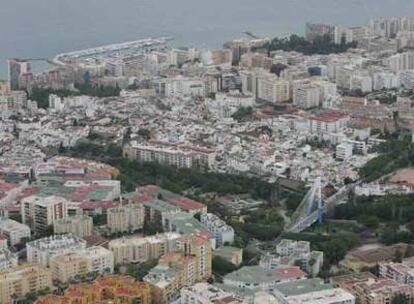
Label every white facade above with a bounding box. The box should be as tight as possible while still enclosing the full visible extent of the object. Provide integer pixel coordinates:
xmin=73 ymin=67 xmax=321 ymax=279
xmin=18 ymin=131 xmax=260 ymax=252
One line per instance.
xmin=336 ymin=143 xmax=353 ymax=161
xmin=200 ymin=213 xmax=234 ymax=247
xmin=0 ymin=219 xmax=31 ymax=246
xmin=26 ymin=234 xmax=87 ymax=267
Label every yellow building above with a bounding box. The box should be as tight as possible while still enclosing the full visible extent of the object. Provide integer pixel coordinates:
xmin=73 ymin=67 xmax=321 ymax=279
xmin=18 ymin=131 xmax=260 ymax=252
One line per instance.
xmin=176 ymin=235 xmax=212 ymax=281
xmin=107 ymin=204 xmax=145 ymax=234
xmin=0 ymin=264 xmax=53 ymax=303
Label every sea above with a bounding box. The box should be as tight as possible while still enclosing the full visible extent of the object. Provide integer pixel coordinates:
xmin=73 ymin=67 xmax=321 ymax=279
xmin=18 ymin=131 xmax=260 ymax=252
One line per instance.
xmin=1 ymin=0 xmax=414 ymax=78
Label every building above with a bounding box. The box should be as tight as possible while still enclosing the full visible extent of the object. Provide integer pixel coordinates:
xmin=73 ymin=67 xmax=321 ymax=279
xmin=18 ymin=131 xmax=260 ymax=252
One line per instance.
xmin=260 ymin=239 xmax=323 ymax=277
xmin=241 ymin=69 xmax=290 ymax=103
xmin=53 ymin=215 xmax=93 ymax=238
xmin=36 ymin=275 xmax=151 ymax=304
xmin=336 ymin=143 xmax=353 ymax=161
xmin=379 ymin=257 xmax=414 ymax=287
xmin=124 ymin=141 xmax=216 ymax=170
xmin=107 ymin=204 xmax=145 ymax=234
xmin=223 ymin=265 xmax=305 ymax=291
xmin=50 ymin=246 xmax=114 ymax=283
xmin=273 ymin=278 xmax=355 ymax=304
xmin=0 ymin=218 xmax=31 ymax=246
xmin=108 ymin=232 xmax=181 ymax=264
xmin=8 ymin=59 xmax=31 ymax=90
xmin=176 ymin=235 xmax=212 ymax=281
xmin=181 ymin=283 xmax=241 ymax=304
xmin=293 ymin=80 xmax=321 ymax=109
xmin=155 ymin=76 xmax=206 ymax=97
xmin=26 ymin=234 xmax=87 ymax=267
xmin=306 ymin=23 xmax=335 ymax=42
xmin=0 ymin=264 xmax=52 ymax=304
xmin=22 ymin=195 xmax=68 ymax=236
xmin=200 ymin=213 xmax=234 ymax=247
xmin=0 ymin=248 xmax=18 ymax=271
xmin=308 ymin=111 xmax=349 ymax=136
xmin=144 ymin=252 xmax=198 ymax=304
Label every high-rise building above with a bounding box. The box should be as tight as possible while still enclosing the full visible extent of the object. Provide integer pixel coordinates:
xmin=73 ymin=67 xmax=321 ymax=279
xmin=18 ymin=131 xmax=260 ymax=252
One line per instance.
xmin=21 ymin=195 xmax=68 ymax=236
xmin=8 ymin=59 xmax=31 ymax=90
xmin=107 ymin=204 xmax=145 ymax=234
xmin=0 ymin=218 xmax=31 ymax=246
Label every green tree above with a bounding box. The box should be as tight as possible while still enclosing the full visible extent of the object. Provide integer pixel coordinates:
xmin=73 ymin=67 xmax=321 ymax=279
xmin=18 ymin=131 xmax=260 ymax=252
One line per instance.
xmin=391 ymin=293 xmax=409 ymax=304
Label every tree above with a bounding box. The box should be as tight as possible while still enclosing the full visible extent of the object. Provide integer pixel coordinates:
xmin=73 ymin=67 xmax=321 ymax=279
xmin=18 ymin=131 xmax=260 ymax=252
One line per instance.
xmin=391 ymin=293 xmax=409 ymax=304
xmin=212 ymin=256 xmax=237 ymax=276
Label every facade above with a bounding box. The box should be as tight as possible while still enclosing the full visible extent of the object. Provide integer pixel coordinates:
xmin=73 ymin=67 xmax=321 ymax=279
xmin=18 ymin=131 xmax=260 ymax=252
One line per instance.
xmin=26 ymin=234 xmax=87 ymax=267
xmin=144 ymin=252 xmax=198 ymax=304
xmin=108 ymin=232 xmax=181 ymax=264
xmin=124 ymin=141 xmax=215 ymax=170
xmin=155 ymin=76 xmax=206 ymax=97
xmin=0 ymin=264 xmax=52 ymax=304
xmin=0 ymin=218 xmax=31 ymax=246
xmin=200 ymin=213 xmax=234 ymax=247
xmin=50 ymin=246 xmax=114 ymax=283
xmin=0 ymin=248 xmax=18 ymax=271
xmin=107 ymin=204 xmax=145 ymax=234
xmin=21 ymin=195 xmax=68 ymax=236
xmin=53 ymin=215 xmax=93 ymax=238
xmin=176 ymin=235 xmax=212 ymax=281
xmin=308 ymin=111 xmax=349 ymax=136
xmin=8 ymin=59 xmax=31 ymax=90
xmin=293 ymin=80 xmax=321 ymax=109
xmin=336 ymin=143 xmax=353 ymax=161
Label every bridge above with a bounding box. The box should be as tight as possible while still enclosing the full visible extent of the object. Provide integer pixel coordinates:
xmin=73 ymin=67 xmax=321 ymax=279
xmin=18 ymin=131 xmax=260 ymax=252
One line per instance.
xmin=284 ymin=178 xmax=354 ymax=233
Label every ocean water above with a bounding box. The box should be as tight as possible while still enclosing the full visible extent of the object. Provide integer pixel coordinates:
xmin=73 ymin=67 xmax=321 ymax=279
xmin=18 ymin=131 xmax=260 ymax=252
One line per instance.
xmin=1 ymin=0 xmax=414 ymax=78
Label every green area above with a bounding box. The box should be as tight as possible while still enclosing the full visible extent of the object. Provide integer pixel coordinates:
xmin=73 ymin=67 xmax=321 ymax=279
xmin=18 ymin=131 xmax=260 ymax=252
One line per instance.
xmin=262 ymin=34 xmax=357 ymax=55
xmin=64 ymin=142 xmax=272 ymax=200
xmin=28 ymin=83 xmax=120 ymax=109
xmin=359 ymin=136 xmax=414 ymax=182
xmin=212 ymin=256 xmax=238 ymax=276
xmin=115 ymin=259 xmax=158 ymax=281
xmin=232 ymin=106 xmax=254 ymax=122
xmin=16 ymin=288 xmax=50 ymax=304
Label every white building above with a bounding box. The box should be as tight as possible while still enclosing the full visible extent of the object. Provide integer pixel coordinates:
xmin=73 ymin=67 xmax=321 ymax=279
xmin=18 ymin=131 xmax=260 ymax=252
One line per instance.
xmin=107 ymin=204 xmax=145 ymax=234
xmin=21 ymin=195 xmax=68 ymax=236
xmin=200 ymin=213 xmax=234 ymax=247
xmin=0 ymin=249 xmax=18 ymax=271
xmin=293 ymin=80 xmax=321 ymax=109
xmin=155 ymin=76 xmax=206 ymax=97
xmin=180 ymin=283 xmax=238 ymax=304
xmin=336 ymin=143 xmax=353 ymax=161
xmin=26 ymin=234 xmax=87 ymax=267
xmin=0 ymin=218 xmax=31 ymax=246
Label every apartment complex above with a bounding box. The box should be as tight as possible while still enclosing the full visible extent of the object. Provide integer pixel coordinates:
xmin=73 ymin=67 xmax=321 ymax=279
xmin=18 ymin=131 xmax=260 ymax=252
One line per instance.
xmin=50 ymin=246 xmax=113 ymax=283
xmin=53 ymin=215 xmax=93 ymax=238
xmin=0 ymin=264 xmax=52 ymax=303
xmin=108 ymin=232 xmax=181 ymax=264
xmin=22 ymin=195 xmax=68 ymax=236
xmin=0 ymin=218 xmax=31 ymax=246
xmin=36 ymin=275 xmax=151 ymax=304
xmin=124 ymin=141 xmax=215 ymax=170
xmin=26 ymin=234 xmax=87 ymax=267
xmin=107 ymin=204 xmax=145 ymax=234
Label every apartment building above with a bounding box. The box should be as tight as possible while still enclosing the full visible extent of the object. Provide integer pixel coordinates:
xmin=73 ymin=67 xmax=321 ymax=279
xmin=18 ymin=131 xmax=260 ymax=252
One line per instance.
xmin=107 ymin=204 xmax=145 ymax=234
xmin=50 ymin=246 xmax=114 ymax=283
xmin=124 ymin=141 xmax=215 ymax=170
xmin=108 ymin=232 xmax=181 ymax=264
xmin=200 ymin=213 xmax=234 ymax=247
xmin=21 ymin=195 xmax=68 ymax=236
xmin=176 ymin=235 xmax=212 ymax=281
xmin=53 ymin=215 xmax=93 ymax=238
xmin=0 ymin=218 xmax=31 ymax=246
xmin=26 ymin=234 xmax=87 ymax=267
xmin=0 ymin=248 xmax=18 ymax=271
xmin=181 ymin=283 xmax=241 ymax=304
xmin=144 ymin=252 xmax=197 ymax=304
xmin=0 ymin=264 xmax=52 ymax=303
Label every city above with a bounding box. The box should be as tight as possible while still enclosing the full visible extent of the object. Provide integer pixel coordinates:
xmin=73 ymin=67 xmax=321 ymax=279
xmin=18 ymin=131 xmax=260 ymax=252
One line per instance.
xmin=1 ymin=15 xmax=414 ymax=304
